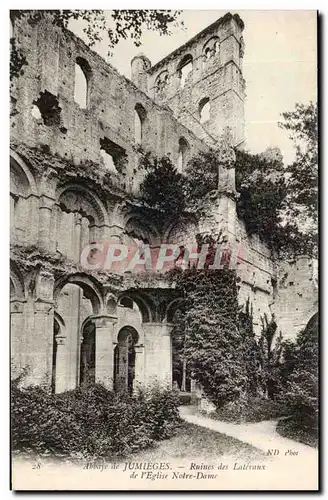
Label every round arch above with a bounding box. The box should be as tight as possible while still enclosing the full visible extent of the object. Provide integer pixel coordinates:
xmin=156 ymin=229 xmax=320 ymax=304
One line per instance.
xmin=56 ymin=183 xmax=109 ymax=226
xmin=10 ymin=261 xmax=25 ymax=299
xmin=10 ymin=151 xmax=38 ymax=197
xmin=118 ymin=290 xmax=155 ymax=323
xmin=124 ymin=214 xmax=160 ymax=246
xmin=117 ymin=325 xmax=139 ymax=345
xmin=164 ymin=297 xmax=185 ymax=323
xmin=164 ymin=216 xmax=199 ymax=245
xmin=177 ymin=53 xmax=193 ymax=72
xmin=54 ymin=273 xmax=103 ymax=315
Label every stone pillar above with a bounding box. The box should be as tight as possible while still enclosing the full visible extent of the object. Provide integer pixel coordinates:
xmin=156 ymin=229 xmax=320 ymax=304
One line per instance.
xmin=26 ymin=270 xmax=55 ymax=388
xmin=10 ymin=299 xmax=26 ymax=376
xmin=73 ymin=212 xmax=82 ymax=261
xmin=143 ymin=322 xmax=173 ymax=388
xmin=38 ymin=195 xmax=55 ymax=252
xmin=134 ymin=344 xmax=145 ymax=391
xmin=94 ymin=315 xmax=117 ymax=390
xmin=54 ymin=335 xmax=69 ymax=393
xmin=30 ymin=300 xmax=54 ymax=387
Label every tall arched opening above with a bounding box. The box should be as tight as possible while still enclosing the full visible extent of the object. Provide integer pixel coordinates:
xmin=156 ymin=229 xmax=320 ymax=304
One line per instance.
xmin=114 ymin=326 xmax=139 ymax=394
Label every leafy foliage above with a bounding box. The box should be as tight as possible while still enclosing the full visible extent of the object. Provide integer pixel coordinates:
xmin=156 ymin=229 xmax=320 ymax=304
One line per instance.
xmin=258 ymin=314 xmax=283 ymax=399
xmin=139 ymin=152 xmax=186 ymax=219
xmin=238 ymin=299 xmax=262 ymax=397
xmin=212 ymin=396 xmax=285 ymax=424
xmin=183 ymin=149 xmax=218 ymax=209
xmin=11 ymin=380 xmax=181 ymax=458
xmin=170 ymin=268 xmax=247 ymax=408
xmin=279 ymin=102 xmax=318 ymax=223
xmin=277 ymin=313 xmax=318 ymax=446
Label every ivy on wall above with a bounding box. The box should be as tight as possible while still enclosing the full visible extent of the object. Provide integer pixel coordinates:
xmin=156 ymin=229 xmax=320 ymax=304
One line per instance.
xmin=169 ymin=267 xmax=247 ymax=408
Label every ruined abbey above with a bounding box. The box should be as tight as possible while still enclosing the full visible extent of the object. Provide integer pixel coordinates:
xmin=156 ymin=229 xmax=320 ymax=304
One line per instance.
xmin=10 ymin=12 xmax=318 ymax=394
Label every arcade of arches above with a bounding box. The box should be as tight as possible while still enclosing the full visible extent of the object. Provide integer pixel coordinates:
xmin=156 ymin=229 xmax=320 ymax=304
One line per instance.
xmin=10 ymin=151 xmax=184 ymax=394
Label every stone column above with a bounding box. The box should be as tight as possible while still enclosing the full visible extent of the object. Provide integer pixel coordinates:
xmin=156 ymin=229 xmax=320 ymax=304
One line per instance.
xmin=54 ymin=335 xmax=69 ymax=394
xmin=30 ymin=300 xmax=54 ymax=387
xmin=73 ymin=212 xmax=82 ymax=262
xmin=134 ymin=344 xmax=145 ymax=391
xmin=143 ymin=322 xmax=173 ymax=388
xmin=38 ymin=195 xmax=55 ymax=252
xmin=27 ymin=270 xmax=55 ymax=388
xmin=94 ymin=315 xmax=117 ymax=390
xmin=10 ymin=299 xmax=25 ymax=376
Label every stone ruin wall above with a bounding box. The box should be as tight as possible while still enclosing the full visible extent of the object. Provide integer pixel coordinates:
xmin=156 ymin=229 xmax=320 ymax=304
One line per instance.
xmin=10 ymin=13 xmax=318 ymax=391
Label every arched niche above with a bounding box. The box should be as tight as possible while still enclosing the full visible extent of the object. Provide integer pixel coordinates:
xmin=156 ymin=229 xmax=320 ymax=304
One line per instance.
xmin=177 ymin=137 xmax=189 ymax=172
xmin=56 ymin=183 xmax=109 ymax=260
xmin=164 ymin=297 xmax=185 ymax=323
xmin=10 ymin=153 xmax=38 ymax=243
xmin=203 ymin=36 xmax=220 ymax=60
xmin=134 ymin=103 xmax=147 ymax=144
xmin=118 ymin=290 xmax=154 ymax=323
xmin=199 ymin=97 xmax=211 ymax=124
xmin=155 ymin=70 xmax=169 ymax=92
xmin=165 ymin=217 xmax=199 ymax=246
xmin=124 ymin=215 xmax=158 ymax=247
xmin=10 ymin=261 xmax=25 ymax=299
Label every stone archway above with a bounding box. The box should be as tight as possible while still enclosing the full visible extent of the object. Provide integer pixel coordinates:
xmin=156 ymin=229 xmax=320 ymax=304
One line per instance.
xmin=114 ymin=326 xmax=139 ymax=394
xmin=53 ymin=274 xmax=104 ymax=391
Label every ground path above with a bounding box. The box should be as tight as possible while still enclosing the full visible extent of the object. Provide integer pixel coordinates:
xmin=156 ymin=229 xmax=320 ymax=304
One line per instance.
xmin=179 ymin=405 xmax=317 ymax=456
xmin=12 ymin=407 xmax=319 ymax=490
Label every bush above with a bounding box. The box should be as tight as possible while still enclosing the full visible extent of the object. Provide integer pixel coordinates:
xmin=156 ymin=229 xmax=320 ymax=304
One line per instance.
xmin=276 ymin=314 xmax=318 ymax=447
xmin=276 ymin=418 xmax=318 ymax=448
xmin=211 ymin=396 xmax=285 ymax=424
xmin=11 ymin=379 xmax=181 ymax=459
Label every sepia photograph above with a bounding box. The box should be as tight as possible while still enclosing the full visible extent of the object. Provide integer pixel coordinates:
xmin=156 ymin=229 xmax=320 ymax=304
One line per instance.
xmin=9 ymin=8 xmax=318 ymax=491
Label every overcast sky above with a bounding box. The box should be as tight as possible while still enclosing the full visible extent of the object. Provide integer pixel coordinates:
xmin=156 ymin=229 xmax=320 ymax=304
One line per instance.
xmin=70 ymin=10 xmax=317 ymax=164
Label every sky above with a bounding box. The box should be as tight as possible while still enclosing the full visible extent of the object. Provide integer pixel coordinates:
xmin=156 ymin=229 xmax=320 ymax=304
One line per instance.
xmin=69 ymin=10 xmax=317 ymax=165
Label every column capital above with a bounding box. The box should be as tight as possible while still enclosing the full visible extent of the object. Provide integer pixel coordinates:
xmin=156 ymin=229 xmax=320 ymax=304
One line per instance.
xmin=10 ymin=299 xmax=25 ymax=313
xmin=93 ymin=314 xmax=118 ymax=328
xmin=55 ymin=335 xmax=66 ymax=346
xmin=39 ymin=195 xmax=56 ymax=210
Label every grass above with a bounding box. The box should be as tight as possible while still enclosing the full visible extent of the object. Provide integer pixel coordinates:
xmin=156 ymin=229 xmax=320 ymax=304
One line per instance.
xmin=126 ymin=422 xmax=265 ymax=462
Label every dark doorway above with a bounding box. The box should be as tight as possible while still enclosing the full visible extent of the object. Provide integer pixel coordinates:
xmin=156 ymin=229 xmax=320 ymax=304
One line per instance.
xmin=114 ymin=326 xmax=138 ymax=394
xmin=80 ymin=320 xmax=96 ymax=386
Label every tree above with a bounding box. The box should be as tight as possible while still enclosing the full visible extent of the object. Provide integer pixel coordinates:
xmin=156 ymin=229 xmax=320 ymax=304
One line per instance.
xmin=238 ymin=299 xmax=262 ymax=397
xmin=279 ymin=102 xmax=318 ymax=254
xmin=258 ymin=313 xmax=283 ymax=399
xmin=278 ymin=313 xmax=318 ymax=444
xmin=10 ymin=10 xmax=182 ymax=80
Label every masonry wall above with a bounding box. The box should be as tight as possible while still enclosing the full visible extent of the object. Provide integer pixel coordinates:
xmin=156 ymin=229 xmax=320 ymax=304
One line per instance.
xmin=272 ymin=258 xmax=318 ymax=340
xmin=145 ymin=13 xmax=246 ymax=147
xmin=11 ymin=14 xmax=208 ymax=196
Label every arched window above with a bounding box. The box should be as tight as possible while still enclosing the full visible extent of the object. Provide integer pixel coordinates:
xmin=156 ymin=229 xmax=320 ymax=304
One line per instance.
xmin=199 ymin=97 xmax=210 ymax=124
xmin=155 ymin=70 xmax=169 ymax=92
xmin=177 ymin=54 xmax=193 ymax=89
xmin=74 ymin=57 xmax=91 ymax=109
xmin=134 ymin=103 xmax=147 ymax=144
xmin=177 ymin=137 xmax=189 ymax=172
